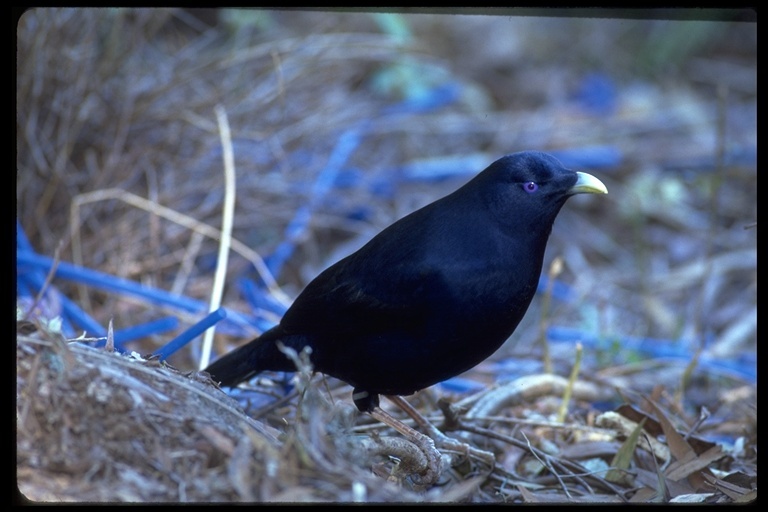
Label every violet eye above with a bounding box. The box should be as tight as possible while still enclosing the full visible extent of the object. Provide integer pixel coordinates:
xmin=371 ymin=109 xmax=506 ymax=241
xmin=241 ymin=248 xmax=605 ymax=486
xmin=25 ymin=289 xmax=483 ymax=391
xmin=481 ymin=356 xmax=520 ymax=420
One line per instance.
xmin=523 ymin=182 xmax=538 ymax=193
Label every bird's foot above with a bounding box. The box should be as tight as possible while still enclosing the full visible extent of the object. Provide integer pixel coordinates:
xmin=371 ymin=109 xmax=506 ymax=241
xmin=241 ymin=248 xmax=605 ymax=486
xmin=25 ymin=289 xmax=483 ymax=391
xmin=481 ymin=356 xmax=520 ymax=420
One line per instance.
xmin=368 ymin=406 xmax=443 ymax=486
xmin=388 ymin=395 xmax=496 ymax=471
xmin=429 ymin=430 xmax=496 ymax=470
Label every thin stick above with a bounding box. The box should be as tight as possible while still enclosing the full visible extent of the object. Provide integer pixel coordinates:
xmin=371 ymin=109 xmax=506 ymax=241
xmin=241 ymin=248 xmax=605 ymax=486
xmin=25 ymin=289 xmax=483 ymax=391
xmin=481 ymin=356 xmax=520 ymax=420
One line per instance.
xmin=199 ymin=105 xmax=236 ymax=370
xmin=69 ymin=188 xmax=289 ymax=304
xmin=23 ymin=240 xmax=63 ymax=322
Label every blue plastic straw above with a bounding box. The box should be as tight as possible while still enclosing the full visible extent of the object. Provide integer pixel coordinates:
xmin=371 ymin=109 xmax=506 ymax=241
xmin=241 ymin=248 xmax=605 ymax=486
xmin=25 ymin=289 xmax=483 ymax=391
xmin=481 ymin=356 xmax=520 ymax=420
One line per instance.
xmin=154 ymin=307 xmax=227 ymax=360
xmin=547 ymin=326 xmax=756 ymax=383
xmin=266 ymin=128 xmax=365 ymax=278
xmin=17 ymin=239 xmax=257 ymax=340
xmin=17 ymin=251 xmax=205 ymax=314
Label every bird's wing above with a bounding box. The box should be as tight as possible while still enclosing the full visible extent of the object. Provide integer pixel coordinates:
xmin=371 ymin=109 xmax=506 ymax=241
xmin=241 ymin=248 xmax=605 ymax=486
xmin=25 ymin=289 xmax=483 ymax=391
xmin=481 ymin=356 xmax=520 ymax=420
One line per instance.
xmin=279 ymin=249 xmax=445 ymax=339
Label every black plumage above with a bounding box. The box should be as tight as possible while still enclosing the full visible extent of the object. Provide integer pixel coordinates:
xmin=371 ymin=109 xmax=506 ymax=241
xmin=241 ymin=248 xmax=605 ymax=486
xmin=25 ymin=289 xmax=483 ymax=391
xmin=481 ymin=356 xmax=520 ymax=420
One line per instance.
xmin=205 ymin=150 xmax=607 ymax=413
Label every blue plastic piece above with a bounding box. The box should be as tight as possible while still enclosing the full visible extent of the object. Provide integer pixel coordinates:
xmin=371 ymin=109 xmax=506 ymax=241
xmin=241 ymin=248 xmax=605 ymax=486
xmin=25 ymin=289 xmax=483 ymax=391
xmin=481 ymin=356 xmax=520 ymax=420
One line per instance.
xmin=17 ymin=251 xmax=204 ymax=314
xmin=547 ymin=326 xmax=756 ymax=383
xmin=154 ymin=307 xmax=227 ymax=360
xmin=238 ymin=277 xmax=287 ymax=317
xmin=576 ymin=72 xmax=617 ymax=116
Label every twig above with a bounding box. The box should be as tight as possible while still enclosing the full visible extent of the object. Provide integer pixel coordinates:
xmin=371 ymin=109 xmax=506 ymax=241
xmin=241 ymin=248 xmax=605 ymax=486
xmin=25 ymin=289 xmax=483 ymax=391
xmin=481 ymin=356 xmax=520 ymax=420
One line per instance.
xmin=199 ymin=105 xmax=237 ymax=370
xmin=521 ymin=431 xmax=573 ymax=500
xmin=68 ymin=188 xmax=290 ymax=304
xmin=557 ymin=342 xmax=582 ymax=423
xmin=23 ymin=239 xmax=64 ymax=322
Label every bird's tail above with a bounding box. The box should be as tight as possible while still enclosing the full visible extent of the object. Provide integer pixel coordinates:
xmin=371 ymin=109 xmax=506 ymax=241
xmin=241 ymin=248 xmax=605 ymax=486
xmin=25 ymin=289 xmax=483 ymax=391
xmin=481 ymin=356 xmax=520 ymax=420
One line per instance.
xmin=204 ymin=326 xmax=295 ymax=387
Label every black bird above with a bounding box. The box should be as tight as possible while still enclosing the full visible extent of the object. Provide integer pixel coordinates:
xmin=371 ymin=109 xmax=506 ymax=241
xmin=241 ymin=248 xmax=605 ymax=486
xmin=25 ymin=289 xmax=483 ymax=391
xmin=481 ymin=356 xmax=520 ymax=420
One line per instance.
xmin=206 ymin=151 xmax=606 ymax=411
xmin=205 ymin=151 xmax=606 ymax=480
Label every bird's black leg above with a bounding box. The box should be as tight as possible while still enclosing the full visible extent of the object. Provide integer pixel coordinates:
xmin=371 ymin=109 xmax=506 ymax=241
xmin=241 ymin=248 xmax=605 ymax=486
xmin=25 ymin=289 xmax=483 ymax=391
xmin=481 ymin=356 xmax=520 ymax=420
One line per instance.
xmin=352 ymin=388 xmax=379 ymax=412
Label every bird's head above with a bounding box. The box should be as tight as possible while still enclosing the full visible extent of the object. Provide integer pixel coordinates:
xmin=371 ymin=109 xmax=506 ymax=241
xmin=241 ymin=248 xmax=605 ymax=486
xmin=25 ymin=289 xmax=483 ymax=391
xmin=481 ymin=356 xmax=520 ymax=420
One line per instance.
xmin=476 ymin=150 xmax=607 ymax=230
